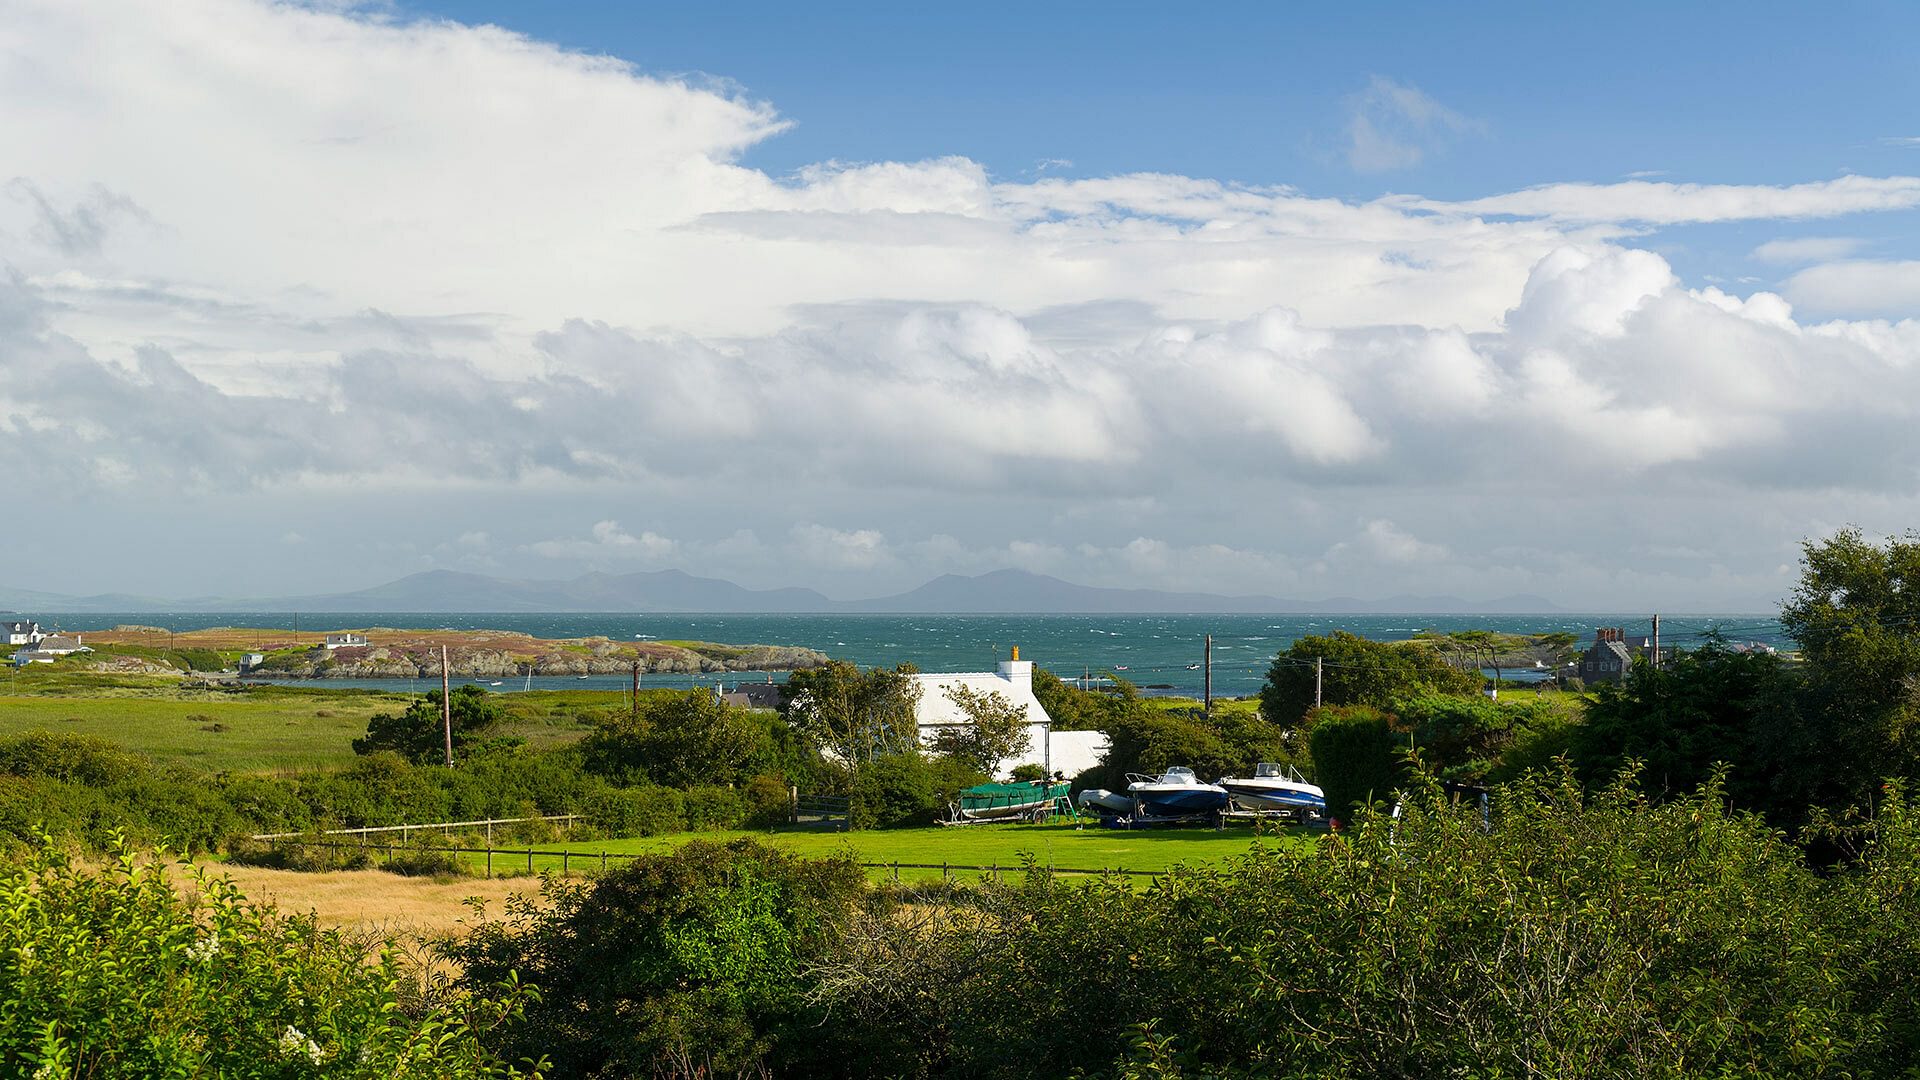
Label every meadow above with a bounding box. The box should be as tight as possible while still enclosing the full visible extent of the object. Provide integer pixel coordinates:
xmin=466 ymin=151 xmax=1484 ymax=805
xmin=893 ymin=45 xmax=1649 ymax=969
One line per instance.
xmin=0 ymin=673 xmax=603 ymax=771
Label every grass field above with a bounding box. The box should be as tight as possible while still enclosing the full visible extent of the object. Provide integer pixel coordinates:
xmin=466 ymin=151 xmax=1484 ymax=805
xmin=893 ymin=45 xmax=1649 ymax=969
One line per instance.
xmin=0 ymin=677 xmax=604 ymax=771
xmin=437 ymin=821 xmax=1317 ymax=882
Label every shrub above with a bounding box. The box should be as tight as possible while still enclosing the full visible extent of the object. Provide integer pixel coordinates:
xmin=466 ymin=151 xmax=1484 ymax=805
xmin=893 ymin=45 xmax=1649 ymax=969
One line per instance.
xmin=0 ymin=839 xmax=539 ymax=1078
xmin=683 ymin=784 xmax=749 ymax=831
xmin=849 ymin=753 xmax=985 ymax=829
xmin=448 ymin=839 xmax=866 ymax=1079
xmin=583 ymin=785 xmax=687 ymax=837
xmin=742 ymin=773 xmax=794 ymax=829
xmin=1306 ymin=705 xmax=1403 ymax=823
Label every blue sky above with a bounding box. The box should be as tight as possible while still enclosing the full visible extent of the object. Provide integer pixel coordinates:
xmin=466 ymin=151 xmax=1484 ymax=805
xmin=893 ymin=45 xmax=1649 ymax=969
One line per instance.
xmin=402 ymin=1 xmax=1920 ymax=291
xmin=5 ymin=0 xmax=1920 ymax=609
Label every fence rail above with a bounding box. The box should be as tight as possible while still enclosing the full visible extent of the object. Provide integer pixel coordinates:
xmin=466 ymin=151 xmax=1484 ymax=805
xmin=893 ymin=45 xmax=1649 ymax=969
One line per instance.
xmin=254 ymin=837 xmax=1166 ymax=879
xmin=250 ymin=814 xmax=581 ymax=842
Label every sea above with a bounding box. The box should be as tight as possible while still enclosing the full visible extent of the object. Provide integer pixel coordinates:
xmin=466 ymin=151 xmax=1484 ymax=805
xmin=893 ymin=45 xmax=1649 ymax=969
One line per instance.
xmin=36 ymin=612 xmax=1788 ymax=698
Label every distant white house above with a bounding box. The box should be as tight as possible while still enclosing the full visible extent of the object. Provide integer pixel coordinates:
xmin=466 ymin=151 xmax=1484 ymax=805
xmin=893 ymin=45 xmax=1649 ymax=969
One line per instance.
xmin=12 ymin=633 xmax=90 ymax=667
xmin=911 ymin=648 xmax=1111 ymax=780
xmin=4 ymin=620 xmax=44 ymax=647
xmin=240 ymin=652 xmax=267 ymax=672
xmin=323 ymin=632 xmax=368 ymax=650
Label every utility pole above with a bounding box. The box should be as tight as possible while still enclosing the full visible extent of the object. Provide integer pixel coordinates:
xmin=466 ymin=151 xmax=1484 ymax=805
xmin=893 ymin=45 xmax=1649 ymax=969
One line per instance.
xmin=1314 ymin=656 xmax=1324 ymax=709
xmin=631 ymin=659 xmax=641 ymax=722
xmin=1203 ymin=634 xmax=1213 ymax=715
xmin=440 ymin=645 xmax=453 ymax=767
xmin=1650 ymin=614 xmax=1661 ymax=671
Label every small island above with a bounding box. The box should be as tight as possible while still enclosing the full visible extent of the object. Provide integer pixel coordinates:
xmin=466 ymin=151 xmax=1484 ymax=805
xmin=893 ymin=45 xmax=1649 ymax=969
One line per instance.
xmin=78 ymin=625 xmax=831 ymax=679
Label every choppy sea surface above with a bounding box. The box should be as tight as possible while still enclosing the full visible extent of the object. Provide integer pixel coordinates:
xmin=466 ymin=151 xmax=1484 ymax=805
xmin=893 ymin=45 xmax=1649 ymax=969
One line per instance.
xmin=38 ymin=612 xmax=1784 ymax=698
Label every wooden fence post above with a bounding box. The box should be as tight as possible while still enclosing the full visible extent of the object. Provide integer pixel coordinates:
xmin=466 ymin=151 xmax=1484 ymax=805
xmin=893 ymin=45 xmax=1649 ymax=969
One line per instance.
xmin=562 ymin=851 xmax=570 ymax=876
xmin=486 ymin=847 xmax=492 ymax=879
xmin=601 ymin=851 xmax=608 ymax=874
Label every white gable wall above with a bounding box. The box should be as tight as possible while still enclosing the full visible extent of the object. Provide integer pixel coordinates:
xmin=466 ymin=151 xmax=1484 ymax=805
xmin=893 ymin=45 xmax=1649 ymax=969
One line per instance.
xmin=911 ymin=658 xmax=1058 ymax=778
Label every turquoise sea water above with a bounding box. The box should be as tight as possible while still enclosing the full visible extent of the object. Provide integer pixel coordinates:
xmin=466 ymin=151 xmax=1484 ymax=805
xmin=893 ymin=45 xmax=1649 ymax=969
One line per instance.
xmin=39 ymin=612 xmax=1784 ymax=698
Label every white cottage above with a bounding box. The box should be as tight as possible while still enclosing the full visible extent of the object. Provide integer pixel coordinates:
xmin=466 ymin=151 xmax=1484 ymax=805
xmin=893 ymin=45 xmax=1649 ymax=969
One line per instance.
xmin=910 ymin=648 xmax=1111 ymax=780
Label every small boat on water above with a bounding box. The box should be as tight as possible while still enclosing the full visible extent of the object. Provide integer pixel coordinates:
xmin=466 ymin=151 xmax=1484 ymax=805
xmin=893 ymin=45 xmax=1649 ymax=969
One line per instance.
xmin=945 ymin=780 xmax=1071 ymax=825
xmin=576 ymin=674 xmax=591 ymax=680
xmin=1126 ymin=766 xmax=1229 ymax=818
xmin=488 ymin=680 xmax=503 ymax=687
xmin=1219 ymin=762 xmax=1325 ymax=816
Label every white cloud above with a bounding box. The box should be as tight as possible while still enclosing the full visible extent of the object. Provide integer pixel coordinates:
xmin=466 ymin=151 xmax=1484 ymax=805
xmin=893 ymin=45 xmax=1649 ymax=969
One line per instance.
xmin=1782 ymin=260 xmax=1920 ymax=317
xmin=1408 ymin=175 xmax=1920 ymax=225
xmin=1343 ymin=76 xmax=1481 ymax=173
xmin=528 ymin=521 xmax=677 ymax=562
xmin=789 ymin=524 xmax=893 ymax=570
xmin=1751 ymin=236 xmax=1867 ymax=264
xmin=5 ymin=0 xmax=1920 ymax=607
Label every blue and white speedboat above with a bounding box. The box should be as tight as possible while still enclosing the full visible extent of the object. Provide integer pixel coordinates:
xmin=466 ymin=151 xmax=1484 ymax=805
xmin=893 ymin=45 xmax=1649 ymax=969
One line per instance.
xmin=1126 ymin=767 xmax=1229 ymax=818
xmin=1219 ymin=763 xmax=1325 ymax=816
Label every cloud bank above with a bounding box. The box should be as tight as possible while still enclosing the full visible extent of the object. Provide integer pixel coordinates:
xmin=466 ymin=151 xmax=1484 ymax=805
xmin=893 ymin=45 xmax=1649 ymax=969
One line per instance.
xmin=3 ymin=0 xmax=1919 ymax=608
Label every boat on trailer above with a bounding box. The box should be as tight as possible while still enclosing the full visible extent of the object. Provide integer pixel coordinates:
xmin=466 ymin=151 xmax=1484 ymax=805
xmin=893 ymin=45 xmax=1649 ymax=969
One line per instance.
xmin=1126 ymin=766 xmax=1229 ymax=818
xmin=1075 ymin=788 xmax=1135 ymax=817
xmin=1219 ymin=762 xmax=1325 ymax=817
xmin=943 ymin=780 xmax=1071 ymax=825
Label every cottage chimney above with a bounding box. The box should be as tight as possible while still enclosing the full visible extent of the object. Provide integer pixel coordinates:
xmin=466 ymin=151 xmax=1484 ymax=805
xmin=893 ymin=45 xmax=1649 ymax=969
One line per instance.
xmin=997 ymin=644 xmax=1033 ymax=690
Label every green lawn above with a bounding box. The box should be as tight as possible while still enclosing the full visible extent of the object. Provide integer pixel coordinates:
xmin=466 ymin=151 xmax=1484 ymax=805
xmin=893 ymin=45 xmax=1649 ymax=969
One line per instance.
xmin=452 ymin=821 xmax=1316 ymax=882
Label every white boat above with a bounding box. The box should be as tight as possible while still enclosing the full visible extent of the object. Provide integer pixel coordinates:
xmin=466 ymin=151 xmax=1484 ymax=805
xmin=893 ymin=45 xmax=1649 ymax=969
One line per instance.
xmin=1219 ymin=763 xmax=1325 ymax=816
xmin=1075 ymin=789 xmax=1136 ymax=817
xmin=1126 ymin=766 xmax=1229 ymax=818
xmin=488 ymin=680 xmax=503 ymax=687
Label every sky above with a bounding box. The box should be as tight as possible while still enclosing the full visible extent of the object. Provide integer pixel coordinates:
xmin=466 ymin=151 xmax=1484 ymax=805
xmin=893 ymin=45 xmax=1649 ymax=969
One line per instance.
xmin=4 ymin=0 xmax=1920 ymax=610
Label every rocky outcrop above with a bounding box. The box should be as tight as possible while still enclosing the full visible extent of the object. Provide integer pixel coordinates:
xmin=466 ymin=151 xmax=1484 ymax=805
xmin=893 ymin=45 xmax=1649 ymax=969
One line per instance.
xmin=255 ymin=639 xmax=832 ymax=679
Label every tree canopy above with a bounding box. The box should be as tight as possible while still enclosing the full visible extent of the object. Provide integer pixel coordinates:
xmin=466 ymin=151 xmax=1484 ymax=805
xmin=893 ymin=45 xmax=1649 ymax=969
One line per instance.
xmin=580 ymin=689 xmax=779 ymax=788
xmin=926 ymin=685 xmax=1031 ymax=776
xmin=351 ymin=685 xmax=502 ymax=765
xmin=1260 ymin=631 xmax=1480 ymax=729
xmin=779 ymin=661 xmax=923 ymax=766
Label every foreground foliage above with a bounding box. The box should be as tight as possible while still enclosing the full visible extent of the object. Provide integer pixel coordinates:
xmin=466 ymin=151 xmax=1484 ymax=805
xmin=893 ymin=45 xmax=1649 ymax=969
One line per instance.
xmin=0 ymin=839 xmax=541 ymax=1079
xmin=456 ymin=768 xmax=1920 ymax=1079
xmin=448 ymin=839 xmax=866 ymax=1078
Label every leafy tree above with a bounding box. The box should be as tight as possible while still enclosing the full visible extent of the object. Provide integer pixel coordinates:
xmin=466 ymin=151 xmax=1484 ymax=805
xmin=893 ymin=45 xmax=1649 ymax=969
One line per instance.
xmin=780 ymin=661 xmax=923 ymax=766
xmin=1781 ymin=527 xmax=1920 ymax=806
xmin=352 ymin=685 xmax=502 ymax=764
xmin=1260 ymin=631 xmax=1479 ymax=729
xmin=1307 ymin=704 xmax=1403 ymax=823
xmin=447 ymin=839 xmax=866 ymax=1078
xmin=1391 ymin=692 xmax=1560 ymax=783
xmin=848 ymin=752 xmax=985 ymax=829
xmin=580 ymin=689 xmax=775 ymax=788
xmin=1571 ymin=643 xmax=1801 ymax=815
xmin=927 ymin=684 xmax=1032 ymax=775
xmin=1032 ymin=667 xmax=1137 ymax=731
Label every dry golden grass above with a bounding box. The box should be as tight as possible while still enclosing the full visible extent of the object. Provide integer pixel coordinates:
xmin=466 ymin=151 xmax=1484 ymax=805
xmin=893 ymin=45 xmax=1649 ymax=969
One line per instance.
xmin=203 ymin=865 xmax=546 ymax=937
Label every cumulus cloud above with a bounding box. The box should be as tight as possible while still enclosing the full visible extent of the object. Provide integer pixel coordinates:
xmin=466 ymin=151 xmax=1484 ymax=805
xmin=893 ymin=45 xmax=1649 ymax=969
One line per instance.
xmin=528 ymin=521 xmax=678 ymax=562
xmin=5 ymin=0 xmax=1920 ymax=606
xmin=1782 ymin=260 xmax=1920 ymax=317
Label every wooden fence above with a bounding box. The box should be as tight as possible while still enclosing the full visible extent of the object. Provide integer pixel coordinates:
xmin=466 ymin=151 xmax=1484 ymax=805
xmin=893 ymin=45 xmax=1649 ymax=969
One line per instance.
xmin=254 ymin=836 xmax=1165 ymax=881
xmin=250 ymin=814 xmax=582 ymax=844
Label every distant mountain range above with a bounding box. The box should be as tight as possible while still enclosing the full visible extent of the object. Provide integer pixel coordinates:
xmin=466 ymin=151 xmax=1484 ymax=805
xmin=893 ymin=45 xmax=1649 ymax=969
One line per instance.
xmin=0 ymin=568 xmax=1561 ymax=615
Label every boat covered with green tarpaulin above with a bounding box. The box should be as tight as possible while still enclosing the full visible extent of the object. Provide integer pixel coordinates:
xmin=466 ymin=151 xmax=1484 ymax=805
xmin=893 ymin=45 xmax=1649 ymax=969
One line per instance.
xmin=946 ymin=780 xmax=1072 ymax=824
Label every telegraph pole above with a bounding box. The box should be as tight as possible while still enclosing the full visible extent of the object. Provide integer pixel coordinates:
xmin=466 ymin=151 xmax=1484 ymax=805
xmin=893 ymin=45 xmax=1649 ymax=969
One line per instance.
xmin=631 ymin=659 xmax=641 ymax=722
xmin=1203 ymin=634 xmax=1213 ymax=715
xmin=440 ymin=645 xmax=453 ymax=767
xmin=1314 ymin=656 xmax=1324 ymax=709
xmin=1650 ymin=614 xmax=1661 ymax=670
